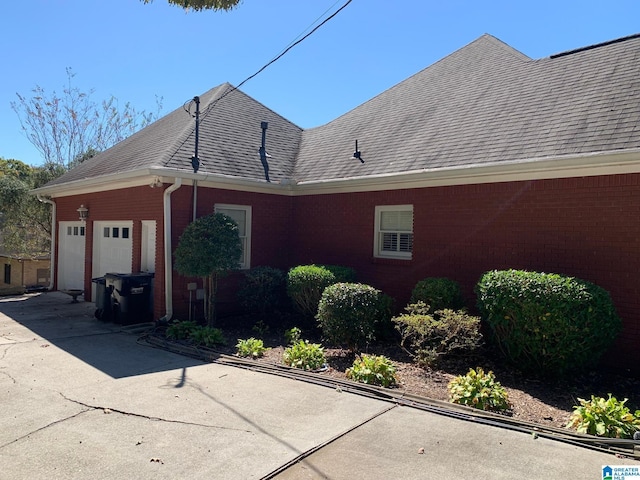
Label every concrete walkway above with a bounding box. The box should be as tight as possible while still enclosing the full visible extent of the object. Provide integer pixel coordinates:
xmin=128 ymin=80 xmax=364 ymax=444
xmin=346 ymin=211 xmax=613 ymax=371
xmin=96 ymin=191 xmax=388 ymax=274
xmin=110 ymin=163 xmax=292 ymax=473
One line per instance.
xmin=0 ymin=292 xmax=637 ymax=479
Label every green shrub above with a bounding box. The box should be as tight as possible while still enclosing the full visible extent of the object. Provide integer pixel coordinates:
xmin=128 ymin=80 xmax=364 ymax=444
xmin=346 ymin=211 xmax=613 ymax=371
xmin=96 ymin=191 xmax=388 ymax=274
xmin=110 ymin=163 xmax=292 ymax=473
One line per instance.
xmin=284 ymin=326 xmax=302 ymax=345
xmin=316 ymin=282 xmax=392 ymax=351
xmin=448 ymin=367 xmax=510 ymax=412
xmin=237 ymin=266 xmax=286 ymax=316
xmin=283 ymin=340 xmax=326 ymax=371
xmin=410 ymin=277 xmax=464 ymax=311
xmin=476 ymin=270 xmax=622 ymax=376
xmin=393 ymin=302 xmax=482 ymax=366
xmin=236 ymin=337 xmax=268 ymax=358
xmin=166 ymin=320 xmax=199 ymax=340
xmin=346 ymin=354 xmax=397 ymax=387
xmin=320 ymin=265 xmax=357 ymax=283
xmin=190 ymin=326 xmax=226 ymax=347
xmin=286 ymin=265 xmax=337 ymax=317
xmin=566 ymin=395 xmax=640 ymax=439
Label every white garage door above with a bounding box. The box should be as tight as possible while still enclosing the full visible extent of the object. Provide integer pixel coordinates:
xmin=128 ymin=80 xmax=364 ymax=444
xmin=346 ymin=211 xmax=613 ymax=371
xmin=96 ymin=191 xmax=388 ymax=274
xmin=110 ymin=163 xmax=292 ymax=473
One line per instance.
xmin=92 ymin=221 xmax=133 ymax=277
xmin=58 ymin=222 xmax=86 ymax=291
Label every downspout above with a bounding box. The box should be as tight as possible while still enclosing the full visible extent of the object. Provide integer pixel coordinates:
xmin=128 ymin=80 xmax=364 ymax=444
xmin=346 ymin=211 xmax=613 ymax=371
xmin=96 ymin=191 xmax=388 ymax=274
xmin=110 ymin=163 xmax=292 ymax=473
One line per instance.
xmin=160 ymin=178 xmax=182 ymax=322
xmin=37 ymin=195 xmax=56 ymax=291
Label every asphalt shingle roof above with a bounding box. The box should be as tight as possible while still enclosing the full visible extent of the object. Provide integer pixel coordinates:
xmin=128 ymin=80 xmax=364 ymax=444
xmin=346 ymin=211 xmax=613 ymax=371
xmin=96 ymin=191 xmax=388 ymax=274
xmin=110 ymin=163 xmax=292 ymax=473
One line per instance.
xmin=44 ymin=33 xmax=640 ymax=189
xmin=45 ymin=84 xmax=302 ymax=187
xmin=294 ymin=33 xmax=640 ymax=182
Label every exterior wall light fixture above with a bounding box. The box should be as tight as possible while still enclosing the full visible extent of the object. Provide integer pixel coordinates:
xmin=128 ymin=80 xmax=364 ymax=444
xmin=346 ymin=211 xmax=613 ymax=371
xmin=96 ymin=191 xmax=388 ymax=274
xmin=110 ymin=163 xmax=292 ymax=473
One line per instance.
xmin=77 ymin=204 xmax=89 ymax=222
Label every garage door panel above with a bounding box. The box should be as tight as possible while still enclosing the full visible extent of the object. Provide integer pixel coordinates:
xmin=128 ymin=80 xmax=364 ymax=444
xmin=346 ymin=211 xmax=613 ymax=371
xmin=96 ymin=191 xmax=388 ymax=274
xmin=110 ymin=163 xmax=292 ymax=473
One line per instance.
xmin=58 ymin=222 xmax=86 ymax=291
xmin=93 ymin=222 xmax=133 ymax=277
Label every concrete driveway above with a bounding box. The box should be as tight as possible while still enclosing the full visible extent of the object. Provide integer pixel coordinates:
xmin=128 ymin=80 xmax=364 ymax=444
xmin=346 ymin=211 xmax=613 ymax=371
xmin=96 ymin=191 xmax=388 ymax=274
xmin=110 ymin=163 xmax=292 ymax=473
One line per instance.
xmin=1 ymin=292 xmax=637 ymax=479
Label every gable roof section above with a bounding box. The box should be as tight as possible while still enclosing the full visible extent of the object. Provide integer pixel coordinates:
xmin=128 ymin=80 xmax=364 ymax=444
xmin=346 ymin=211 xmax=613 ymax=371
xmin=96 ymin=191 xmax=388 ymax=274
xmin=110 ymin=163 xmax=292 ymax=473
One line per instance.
xmin=293 ymin=33 xmax=640 ymax=184
xmin=43 ymin=84 xmax=302 ymax=189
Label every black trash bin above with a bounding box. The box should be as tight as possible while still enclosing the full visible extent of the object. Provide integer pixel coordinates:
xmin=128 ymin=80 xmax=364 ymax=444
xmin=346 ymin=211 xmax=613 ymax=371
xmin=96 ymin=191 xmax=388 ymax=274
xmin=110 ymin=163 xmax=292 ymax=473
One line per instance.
xmin=105 ymin=272 xmax=154 ymax=325
xmin=92 ymin=276 xmax=113 ymax=321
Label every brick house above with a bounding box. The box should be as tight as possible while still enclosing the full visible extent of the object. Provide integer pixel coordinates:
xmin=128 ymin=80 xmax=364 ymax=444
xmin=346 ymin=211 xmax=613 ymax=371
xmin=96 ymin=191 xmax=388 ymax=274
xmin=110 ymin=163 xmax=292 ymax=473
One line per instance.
xmin=33 ymin=33 xmax=640 ymax=370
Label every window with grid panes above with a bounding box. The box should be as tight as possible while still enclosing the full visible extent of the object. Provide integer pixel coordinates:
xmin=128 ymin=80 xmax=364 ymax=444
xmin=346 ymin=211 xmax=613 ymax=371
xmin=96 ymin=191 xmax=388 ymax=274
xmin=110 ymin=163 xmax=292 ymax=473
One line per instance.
xmin=374 ymin=205 xmax=413 ymax=259
xmin=214 ymin=204 xmax=251 ymax=269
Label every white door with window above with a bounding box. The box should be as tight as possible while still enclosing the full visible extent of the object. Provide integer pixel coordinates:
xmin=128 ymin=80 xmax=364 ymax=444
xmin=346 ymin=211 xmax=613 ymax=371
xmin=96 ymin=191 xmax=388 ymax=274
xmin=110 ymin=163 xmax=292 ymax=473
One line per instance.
xmin=58 ymin=222 xmax=86 ymax=290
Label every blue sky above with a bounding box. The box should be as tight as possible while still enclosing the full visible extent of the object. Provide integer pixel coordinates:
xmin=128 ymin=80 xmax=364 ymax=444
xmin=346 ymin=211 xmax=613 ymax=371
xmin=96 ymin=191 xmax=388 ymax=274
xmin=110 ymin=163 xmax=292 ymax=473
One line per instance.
xmin=1 ymin=0 xmax=639 ymax=165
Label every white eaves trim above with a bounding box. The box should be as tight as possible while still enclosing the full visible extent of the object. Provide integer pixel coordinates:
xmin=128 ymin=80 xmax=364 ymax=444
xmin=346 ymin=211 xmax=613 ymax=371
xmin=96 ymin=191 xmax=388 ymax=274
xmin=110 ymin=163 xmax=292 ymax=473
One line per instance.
xmin=295 ymin=148 xmax=640 ymax=195
xmin=30 ymin=148 xmax=640 ymax=198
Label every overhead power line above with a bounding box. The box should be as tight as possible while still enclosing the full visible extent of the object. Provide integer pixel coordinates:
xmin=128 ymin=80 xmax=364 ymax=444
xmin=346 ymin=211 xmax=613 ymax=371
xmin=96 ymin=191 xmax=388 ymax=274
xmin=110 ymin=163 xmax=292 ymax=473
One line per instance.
xmin=198 ymin=0 xmax=354 ymax=121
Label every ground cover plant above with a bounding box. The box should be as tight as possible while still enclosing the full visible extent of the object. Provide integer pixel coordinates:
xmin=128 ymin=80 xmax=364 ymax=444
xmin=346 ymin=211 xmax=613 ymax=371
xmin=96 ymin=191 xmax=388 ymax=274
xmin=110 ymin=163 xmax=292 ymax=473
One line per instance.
xmin=346 ymin=354 xmax=397 ymax=387
xmin=566 ymin=394 xmax=640 ymax=439
xmin=236 ymin=337 xmax=268 ymax=358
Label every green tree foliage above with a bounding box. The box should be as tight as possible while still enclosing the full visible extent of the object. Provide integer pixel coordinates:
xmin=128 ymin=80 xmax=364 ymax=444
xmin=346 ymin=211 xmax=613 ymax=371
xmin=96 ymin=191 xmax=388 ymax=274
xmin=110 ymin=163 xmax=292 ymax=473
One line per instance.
xmin=0 ymin=159 xmax=63 ymax=256
xmin=141 ymin=0 xmax=240 ymax=11
xmin=11 ymin=68 xmax=161 ymax=169
xmin=173 ymin=213 xmax=242 ymax=325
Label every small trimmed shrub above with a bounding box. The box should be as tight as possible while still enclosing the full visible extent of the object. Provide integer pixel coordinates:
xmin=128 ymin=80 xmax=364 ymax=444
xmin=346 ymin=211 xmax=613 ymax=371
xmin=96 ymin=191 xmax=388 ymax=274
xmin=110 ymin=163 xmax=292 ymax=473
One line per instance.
xmin=448 ymin=367 xmax=510 ymax=412
xmin=284 ymin=326 xmax=302 ymax=345
xmin=283 ymin=340 xmax=326 ymax=371
xmin=320 ymin=265 xmax=357 ymax=283
xmin=236 ymin=337 xmax=267 ymax=358
xmin=166 ymin=320 xmax=199 ymax=340
xmin=393 ymin=302 xmax=482 ymax=366
xmin=287 ymin=265 xmax=337 ymax=318
xmin=346 ymin=354 xmax=397 ymax=387
xmin=238 ymin=266 xmax=286 ymax=317
xmin=190 ymin=326 xmax=226 ymax=347
xmin=566 ymin=395 xmax=640 ymax=439
xmin=316 ymin=282 xmax=392 ymax=351
xmin=410 ymin=277 xmax=464 ymax=312
xmin=476 ymin=270 xmax=622 ymax=376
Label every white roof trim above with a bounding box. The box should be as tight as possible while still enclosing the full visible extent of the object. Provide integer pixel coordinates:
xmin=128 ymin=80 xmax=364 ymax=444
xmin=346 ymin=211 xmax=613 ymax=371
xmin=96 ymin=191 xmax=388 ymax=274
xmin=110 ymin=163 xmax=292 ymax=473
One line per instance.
xmin=31 ymin=148 xmax=640 ymax=198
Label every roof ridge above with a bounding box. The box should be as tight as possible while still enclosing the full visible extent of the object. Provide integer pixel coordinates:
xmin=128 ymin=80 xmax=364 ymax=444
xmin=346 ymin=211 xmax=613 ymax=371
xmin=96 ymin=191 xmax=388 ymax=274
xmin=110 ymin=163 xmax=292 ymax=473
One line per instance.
xmin=302 ymin=34 xmax=530 ymax=133
xmin=550 ymin=32 xmax=640 ymax=58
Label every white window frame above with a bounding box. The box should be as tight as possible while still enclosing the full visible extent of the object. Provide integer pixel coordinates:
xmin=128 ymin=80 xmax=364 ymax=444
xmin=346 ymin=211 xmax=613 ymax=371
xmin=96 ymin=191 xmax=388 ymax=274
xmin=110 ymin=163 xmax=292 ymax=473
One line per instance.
xmin=214 ymin=204 xmax=252 ymax=269
xmin=374 ymin=205 xmax=414 ymax=259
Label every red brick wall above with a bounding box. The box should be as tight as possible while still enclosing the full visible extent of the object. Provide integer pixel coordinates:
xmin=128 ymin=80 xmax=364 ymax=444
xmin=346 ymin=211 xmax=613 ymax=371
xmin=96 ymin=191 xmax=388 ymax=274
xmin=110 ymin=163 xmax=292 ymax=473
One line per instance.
xmin=54 ymin=174 xmax=640 ymax=370
xmin=166 ymin=186 xmax=294 ymax=319
xmin=291 ymin=174 xmax=640 ymax=371
xmin=55 ymin=186 xmax=166 ymax=318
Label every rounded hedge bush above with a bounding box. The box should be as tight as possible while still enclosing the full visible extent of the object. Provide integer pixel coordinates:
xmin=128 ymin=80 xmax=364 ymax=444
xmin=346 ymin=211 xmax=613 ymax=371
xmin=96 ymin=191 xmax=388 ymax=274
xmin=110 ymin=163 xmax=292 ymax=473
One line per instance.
xmin=410 ymin=277 xmax=465 ymax=312
xmin=238 ymin=266 xmax=286 ymax=316
xmin=316 ymin=282 xmax=392 ymax=351
xmin=476 ymin=269 xmax=622 ymax=376
xmin=286 ymin=265 xmax=337 ymax=318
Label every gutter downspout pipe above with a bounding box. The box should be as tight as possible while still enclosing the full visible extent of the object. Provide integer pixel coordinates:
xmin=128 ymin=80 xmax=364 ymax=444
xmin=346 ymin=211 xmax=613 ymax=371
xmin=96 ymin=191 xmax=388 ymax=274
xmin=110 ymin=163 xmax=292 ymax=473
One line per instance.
xmin=37 ymin=195 xmax=56 ymax=291
xmin=160 ymin=178 xmax=182 ymax=322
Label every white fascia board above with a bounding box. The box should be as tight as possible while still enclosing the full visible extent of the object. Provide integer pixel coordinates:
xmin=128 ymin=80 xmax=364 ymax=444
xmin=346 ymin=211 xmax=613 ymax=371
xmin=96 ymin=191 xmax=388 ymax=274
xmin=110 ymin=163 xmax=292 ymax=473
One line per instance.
xmin=294 ymin=149 xmax=640 ymax=195
xmin=30 ymin=168 xmax=290 ymax=198
xmin=29 ymin=148 xmax=640 ymax=198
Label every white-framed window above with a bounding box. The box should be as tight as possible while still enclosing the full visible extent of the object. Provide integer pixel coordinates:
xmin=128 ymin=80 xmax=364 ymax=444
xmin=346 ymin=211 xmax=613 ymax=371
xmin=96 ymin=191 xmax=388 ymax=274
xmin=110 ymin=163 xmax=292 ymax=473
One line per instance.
xmin=374 ymin=205 xmax=414 ymax=259
xmin=214 ymin=204 xmax=252 ymax=269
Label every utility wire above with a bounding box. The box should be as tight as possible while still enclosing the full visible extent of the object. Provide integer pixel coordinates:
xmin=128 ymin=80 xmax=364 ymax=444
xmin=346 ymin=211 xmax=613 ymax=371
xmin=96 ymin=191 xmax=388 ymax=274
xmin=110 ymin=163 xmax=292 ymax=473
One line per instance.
xmin=198 ymin=0 xmax=353 ymax=122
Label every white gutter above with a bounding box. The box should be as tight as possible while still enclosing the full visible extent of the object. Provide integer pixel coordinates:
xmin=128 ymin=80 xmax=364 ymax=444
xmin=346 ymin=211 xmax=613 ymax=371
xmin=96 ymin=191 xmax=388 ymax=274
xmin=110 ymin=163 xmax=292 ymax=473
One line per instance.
xmin=161 ymin=178 xmax=182 ymax=322
xmin=36 ymin=195 xmax=56 ymax=291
